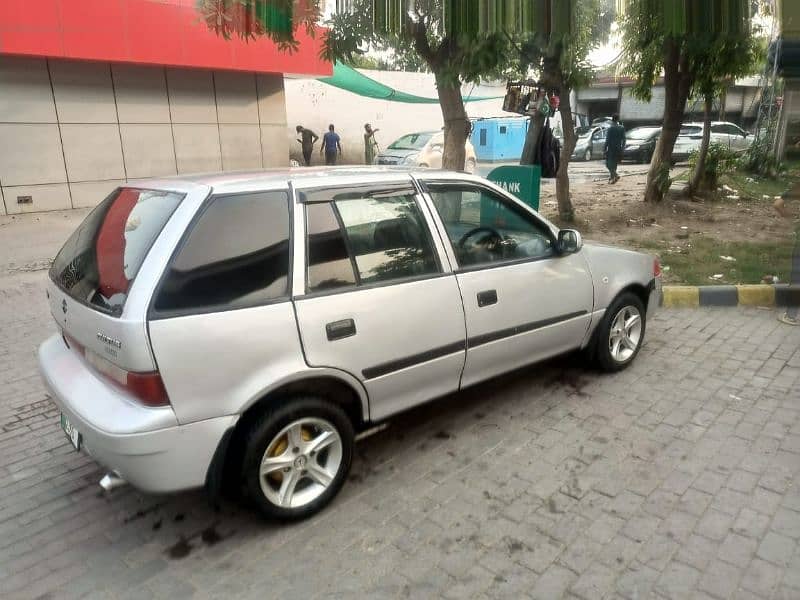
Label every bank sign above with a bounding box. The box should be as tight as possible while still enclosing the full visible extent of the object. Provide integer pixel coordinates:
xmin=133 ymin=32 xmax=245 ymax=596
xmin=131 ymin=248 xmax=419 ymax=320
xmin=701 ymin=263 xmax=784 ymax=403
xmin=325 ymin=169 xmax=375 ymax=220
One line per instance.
xmin=487 ymin=165 xmax=541 ymax=212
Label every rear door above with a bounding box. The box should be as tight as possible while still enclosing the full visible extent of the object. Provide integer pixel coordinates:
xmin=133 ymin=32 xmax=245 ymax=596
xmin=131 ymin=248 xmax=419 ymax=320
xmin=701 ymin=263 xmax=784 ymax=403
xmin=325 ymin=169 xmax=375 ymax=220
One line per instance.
xmin=292 ymin=181 xmax=466 ymax=421
xmin=147 ymin=189 xmax=307 ymax=424
xmin=421 ymin=180 xmax=594 ymax=388
xmin=710 ymin=123 xmax=731 ymax=148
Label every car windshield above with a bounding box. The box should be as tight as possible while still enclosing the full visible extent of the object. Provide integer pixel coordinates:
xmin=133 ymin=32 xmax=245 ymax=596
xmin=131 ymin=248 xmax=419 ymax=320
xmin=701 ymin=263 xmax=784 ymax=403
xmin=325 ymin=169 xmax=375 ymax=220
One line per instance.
xmin=388 ymin=133 xmax=434 ymax=150
xmin=627 ymin=127 xmax=660 ymax=140
xmin=679 ymin=125 xmax=702 ymax=136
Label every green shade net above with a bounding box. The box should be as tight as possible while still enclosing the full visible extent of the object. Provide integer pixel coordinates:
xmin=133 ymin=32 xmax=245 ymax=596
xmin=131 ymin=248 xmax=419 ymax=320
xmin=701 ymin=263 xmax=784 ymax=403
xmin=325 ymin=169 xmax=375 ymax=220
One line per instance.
xmin=319 ymin=62 xmax=503 ymax=104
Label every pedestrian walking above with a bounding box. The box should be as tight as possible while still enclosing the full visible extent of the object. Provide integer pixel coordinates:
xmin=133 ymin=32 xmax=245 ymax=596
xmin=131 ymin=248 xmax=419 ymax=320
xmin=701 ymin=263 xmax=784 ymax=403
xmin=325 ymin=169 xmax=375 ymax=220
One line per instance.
xmin=321 ymin=124 xmax=342 ymax=166
xmin=604 ymin=114 xmax=625 ymax=184
xmin=295 ymin=125 xmax=318 ymax=166
xmin=774 ymin=190 xmax=799 ymax=325
xmin=364 ymin=123 xmax=380 ymax=165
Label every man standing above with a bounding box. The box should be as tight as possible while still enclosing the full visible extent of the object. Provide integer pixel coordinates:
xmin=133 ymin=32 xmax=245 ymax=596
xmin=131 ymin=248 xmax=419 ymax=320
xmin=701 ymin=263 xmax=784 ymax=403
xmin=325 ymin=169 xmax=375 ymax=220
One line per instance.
xmin=296 ymin=125 xmax=318 ymax=166
xmin=321 ymin=124 xmax=342 ymax=166
xmin=364 ymin=123 xmax=380 ymax=165
xmin=604 ymin=114 xmax=626 ymax=184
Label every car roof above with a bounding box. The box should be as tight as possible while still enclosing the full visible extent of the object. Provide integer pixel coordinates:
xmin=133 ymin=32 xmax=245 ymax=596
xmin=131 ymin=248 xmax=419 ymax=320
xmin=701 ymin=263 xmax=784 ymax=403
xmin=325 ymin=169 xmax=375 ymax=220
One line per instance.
xmin=125 ymin=166 xmax=475 ymax=196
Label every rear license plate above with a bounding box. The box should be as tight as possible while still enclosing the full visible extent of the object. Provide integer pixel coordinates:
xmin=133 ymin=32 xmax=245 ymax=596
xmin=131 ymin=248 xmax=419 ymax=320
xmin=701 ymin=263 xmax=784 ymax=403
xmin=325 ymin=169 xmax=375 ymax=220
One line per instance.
xmin=60 ymin=413 xmax=81 ymax=451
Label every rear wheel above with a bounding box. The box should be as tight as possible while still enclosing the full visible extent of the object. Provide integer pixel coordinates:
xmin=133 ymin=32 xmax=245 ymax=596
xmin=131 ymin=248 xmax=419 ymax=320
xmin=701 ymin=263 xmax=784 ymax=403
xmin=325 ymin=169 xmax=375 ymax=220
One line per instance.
xmin=594 ymin=293 xmax=646 ymax=372
xmin=242 ymin=397 xmax=354 ymax=520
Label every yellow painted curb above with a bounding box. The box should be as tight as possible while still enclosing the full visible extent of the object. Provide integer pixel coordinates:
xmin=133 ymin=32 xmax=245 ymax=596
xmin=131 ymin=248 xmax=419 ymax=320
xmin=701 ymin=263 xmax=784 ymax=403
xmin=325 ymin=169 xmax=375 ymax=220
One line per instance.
xmin=737 ymin=285 xmax=775 ymax=307
xmin=662 ymin=286 xmax=699 ymax=308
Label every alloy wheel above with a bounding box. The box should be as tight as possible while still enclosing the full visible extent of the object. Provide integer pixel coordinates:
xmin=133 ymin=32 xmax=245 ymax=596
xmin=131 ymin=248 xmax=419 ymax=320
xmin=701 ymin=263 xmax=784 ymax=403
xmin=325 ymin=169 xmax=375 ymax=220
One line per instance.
xmin=259 ymin=418 xmax=343 ymax=509
xmin=608 ymin=305 xmax=642 ymax=363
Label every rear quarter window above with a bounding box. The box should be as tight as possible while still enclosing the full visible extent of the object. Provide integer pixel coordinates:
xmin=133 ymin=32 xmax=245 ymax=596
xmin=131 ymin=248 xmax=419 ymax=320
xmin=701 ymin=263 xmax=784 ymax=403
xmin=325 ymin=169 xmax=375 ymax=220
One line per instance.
xmin=50 ymin=188 xmax=184 ymax=315
xmin=153 ymin=190 xmax=291 ymax=315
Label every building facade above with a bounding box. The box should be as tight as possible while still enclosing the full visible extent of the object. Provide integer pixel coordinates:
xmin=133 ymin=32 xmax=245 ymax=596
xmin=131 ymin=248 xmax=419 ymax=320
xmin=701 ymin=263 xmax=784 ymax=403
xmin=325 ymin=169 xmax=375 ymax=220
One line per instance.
xmin=0 ymin=0 xmax=330 ymax=216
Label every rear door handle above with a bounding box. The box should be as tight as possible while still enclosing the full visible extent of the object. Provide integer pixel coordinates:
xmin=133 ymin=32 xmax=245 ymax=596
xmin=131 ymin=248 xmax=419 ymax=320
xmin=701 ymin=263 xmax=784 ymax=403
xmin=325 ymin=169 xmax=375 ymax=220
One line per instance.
xmin=477 ymin=289 xmax=498 ymax=307
xmin=326 ymin=318 xmax=356 ymax=341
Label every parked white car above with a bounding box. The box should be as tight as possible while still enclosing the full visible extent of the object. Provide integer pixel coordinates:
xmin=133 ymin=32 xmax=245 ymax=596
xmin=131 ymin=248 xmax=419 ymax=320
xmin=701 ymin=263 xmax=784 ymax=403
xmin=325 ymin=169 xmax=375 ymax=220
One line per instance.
xmin=672 ymin=121 xmax=751 ymax=162
xmin=39 ymin=167 xmax=661 ymax=520
xmin=375 ymin=131 xmax=477 ymax=173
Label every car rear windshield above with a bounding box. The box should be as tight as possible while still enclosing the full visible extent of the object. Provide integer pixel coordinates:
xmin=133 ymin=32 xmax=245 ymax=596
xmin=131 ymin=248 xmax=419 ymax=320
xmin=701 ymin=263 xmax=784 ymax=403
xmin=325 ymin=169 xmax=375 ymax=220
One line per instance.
xmin=627 ymin=127 xmax=660 ymax=140
xmin=679 ymin=125 xmax=702 ymax=136
xmin=50 ymin=188 xmax=184 ymax=316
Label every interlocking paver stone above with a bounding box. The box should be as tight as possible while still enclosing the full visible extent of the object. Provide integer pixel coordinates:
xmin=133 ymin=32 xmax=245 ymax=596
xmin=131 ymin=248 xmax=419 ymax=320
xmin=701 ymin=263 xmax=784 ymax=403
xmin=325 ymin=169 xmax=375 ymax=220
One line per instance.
xmin=1 ymin=215 xmax=799 ymax=599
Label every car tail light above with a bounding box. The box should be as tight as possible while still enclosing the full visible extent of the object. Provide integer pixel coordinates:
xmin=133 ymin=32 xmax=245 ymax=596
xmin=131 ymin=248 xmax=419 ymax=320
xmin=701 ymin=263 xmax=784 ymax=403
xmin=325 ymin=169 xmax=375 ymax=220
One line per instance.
xmin=654 ymin=258 xmax=662 ymax=278
xmin=63 ymin=331 xmax=170 ymax=407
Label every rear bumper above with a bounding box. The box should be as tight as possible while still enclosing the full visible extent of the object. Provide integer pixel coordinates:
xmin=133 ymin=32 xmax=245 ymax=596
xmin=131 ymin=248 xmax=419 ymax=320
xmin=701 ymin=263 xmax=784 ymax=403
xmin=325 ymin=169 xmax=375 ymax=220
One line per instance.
xmin=38 ymin=335 xmax=236 ymax=493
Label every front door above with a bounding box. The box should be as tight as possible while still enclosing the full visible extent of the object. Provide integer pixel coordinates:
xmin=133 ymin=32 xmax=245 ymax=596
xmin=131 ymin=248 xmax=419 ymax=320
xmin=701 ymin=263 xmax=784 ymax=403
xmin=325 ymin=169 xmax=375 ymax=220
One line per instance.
xmin=422 ymin=181 xmax=594 ymax=388
xmin=292 ymin=182 xmax=466 ymax=421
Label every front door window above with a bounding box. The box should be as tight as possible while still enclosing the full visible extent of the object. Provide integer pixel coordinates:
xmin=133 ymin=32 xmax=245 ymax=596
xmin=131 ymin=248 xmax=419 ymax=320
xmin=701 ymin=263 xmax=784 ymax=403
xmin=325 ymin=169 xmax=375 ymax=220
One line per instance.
xmin=426 ymin=184 xmax=554 ymax=269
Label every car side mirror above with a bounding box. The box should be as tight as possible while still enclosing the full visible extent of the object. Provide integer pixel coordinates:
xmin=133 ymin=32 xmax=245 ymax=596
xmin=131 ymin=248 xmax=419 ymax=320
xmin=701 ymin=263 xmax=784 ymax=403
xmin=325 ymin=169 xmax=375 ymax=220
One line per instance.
xmin=557 ymin=229 xmax=582 ymax=254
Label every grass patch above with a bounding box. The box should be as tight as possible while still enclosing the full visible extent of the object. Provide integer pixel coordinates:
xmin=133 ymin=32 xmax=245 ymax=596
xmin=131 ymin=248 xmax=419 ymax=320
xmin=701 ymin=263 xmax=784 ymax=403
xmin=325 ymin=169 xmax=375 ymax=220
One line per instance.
xmin=626 ymin=235 xmax=795 ymax=286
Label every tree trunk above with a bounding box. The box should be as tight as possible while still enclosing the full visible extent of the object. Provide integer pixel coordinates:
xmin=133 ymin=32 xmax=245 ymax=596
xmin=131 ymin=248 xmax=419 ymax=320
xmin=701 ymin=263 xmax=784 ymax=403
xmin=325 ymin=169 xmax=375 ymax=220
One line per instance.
xmin=435 ymin=72 xmax=468 ymax=171
xmin=520 ymin=109 xmax=545 ymax=165
xmin=687 ymin=94 xmax=713 ymax=196
xmin=555 ymin=80 xmax=576 ymax=222
xmin=643 ymin=38 xmax=693 ymax=203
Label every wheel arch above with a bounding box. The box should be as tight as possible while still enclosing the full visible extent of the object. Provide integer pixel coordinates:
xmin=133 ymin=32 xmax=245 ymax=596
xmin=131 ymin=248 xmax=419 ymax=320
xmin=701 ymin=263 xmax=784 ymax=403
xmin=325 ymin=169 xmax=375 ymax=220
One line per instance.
xmin=205 ymin=370 xmax=368 ymax=498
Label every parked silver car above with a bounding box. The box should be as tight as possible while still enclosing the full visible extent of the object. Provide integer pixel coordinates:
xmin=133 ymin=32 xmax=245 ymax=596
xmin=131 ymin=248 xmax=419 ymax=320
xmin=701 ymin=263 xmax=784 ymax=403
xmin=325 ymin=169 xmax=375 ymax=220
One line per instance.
xmin=39 ymin=167 xmax=661 ymax=520
xmin=672 ymin=121 xmax=751 ymax=162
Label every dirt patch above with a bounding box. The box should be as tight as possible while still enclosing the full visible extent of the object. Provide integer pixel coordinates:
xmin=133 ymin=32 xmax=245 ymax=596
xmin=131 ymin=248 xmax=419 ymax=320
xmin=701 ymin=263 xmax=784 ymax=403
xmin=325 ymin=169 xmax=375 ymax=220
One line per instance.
xmin=536 ymin=166 xmax=797 ymax=285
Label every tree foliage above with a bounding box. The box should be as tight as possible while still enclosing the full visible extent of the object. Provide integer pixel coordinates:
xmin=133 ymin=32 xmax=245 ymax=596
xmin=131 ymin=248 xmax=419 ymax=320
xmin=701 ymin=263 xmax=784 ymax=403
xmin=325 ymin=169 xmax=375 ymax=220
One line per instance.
xmin=619 ymin=0 xmax=757 ymax=203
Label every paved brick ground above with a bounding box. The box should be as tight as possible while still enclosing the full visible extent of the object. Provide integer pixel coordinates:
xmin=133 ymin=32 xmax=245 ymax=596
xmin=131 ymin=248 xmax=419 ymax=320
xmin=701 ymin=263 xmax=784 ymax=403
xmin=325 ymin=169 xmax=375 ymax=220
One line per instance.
xmin=1 ymin=245 xmax=799 ymax=598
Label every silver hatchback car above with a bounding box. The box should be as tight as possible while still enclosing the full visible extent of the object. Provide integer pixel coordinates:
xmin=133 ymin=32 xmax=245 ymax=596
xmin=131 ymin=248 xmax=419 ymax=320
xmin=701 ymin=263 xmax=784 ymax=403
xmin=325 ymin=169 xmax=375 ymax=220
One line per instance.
xmin=39 ymin=167 xmax=661 ymax=520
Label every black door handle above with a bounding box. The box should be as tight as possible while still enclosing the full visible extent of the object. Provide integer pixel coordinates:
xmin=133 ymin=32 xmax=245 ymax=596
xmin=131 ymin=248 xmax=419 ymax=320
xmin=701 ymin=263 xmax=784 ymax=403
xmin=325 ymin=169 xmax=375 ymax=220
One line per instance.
xmin=326 ymin=318 xmax=356 ymax=341
xmin=477 ymin=290 xmax=498 ymax=307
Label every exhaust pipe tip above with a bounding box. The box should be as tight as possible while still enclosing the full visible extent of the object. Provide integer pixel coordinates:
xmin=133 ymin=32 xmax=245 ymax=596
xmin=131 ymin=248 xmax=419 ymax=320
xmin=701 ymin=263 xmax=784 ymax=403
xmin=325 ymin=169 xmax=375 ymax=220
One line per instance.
xmin=99 ymin=472 xmax=126 ymax=492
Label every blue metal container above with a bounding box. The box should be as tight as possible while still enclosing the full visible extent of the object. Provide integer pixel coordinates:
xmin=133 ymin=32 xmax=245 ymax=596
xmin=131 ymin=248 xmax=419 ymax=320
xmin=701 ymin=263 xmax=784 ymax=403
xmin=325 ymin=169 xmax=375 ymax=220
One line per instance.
xmin=470 ymin=117 xmax=530 ymax=161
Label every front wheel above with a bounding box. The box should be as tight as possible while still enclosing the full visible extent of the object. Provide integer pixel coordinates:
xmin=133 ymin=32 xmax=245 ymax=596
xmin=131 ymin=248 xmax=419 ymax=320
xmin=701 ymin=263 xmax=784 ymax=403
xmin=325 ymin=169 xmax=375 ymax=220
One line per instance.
xmin=242 ymin=397 xmax=354 ymax=520
xmin=594 ymin=293 xmax=646 ymax=372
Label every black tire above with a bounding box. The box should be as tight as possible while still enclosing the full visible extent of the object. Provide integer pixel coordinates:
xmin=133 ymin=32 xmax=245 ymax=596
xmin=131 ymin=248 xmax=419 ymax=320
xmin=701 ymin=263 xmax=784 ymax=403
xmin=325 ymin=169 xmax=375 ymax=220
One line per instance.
xmin=593 ymin=292 xmax=647 ymax=372
xmin=241 ymin=397 xmax=354 ymax=521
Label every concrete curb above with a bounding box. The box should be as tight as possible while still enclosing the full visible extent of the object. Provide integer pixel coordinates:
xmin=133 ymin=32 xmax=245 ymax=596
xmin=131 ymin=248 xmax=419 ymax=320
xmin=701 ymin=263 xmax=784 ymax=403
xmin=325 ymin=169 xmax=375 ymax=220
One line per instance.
xmin=661 ymin=284 xmax=796 ymax=308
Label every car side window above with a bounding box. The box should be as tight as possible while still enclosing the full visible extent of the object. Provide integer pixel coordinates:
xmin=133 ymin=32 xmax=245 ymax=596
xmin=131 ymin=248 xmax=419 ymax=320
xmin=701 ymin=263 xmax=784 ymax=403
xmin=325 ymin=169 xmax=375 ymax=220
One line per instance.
xmin=711 ymin=124 xmax=728 ymax=134
xmin=305 ymin=190 xmax=440 ymax=293
xmin=154 ymin=191 xmax=290 ymax=313
xmin=426 ymin=184 xmax=554 ymax=269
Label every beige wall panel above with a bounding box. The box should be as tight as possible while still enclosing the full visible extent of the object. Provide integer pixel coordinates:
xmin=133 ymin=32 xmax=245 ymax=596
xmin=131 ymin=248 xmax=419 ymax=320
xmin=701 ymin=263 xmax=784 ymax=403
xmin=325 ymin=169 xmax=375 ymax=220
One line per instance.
xmin=173 ymin=124 xmax=223 ymax=174
xmin=214 ymin=71 xmax=259 ymax=124
xmin=50 ymin=60 xmax=117 ymax=123
xmin=256 ymin=74 xmax=287 ymax=126
xmin=0 ymin=124 xmax=67 ymax=186
xmin=61 ymin=124 xmax=125 ymax=182
xmin=120 ymin=124 xmax=177 ymax=179
xmin=166 ymin=69 xmax=217 ymax=123
xmin=219 ymin=124 xmax=262 ymax=171
xmin=112 ymin=65 xmax=170 ymax=124
xmin=2 ymin=183 xmax=71 ymax=214
xmin=69 ymin=180 xmax=124 ymax=209
xmin=260 ymin=124 xmax=289 ymax=168
xmin=0 ymin=56 xmax=57 ymax=123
